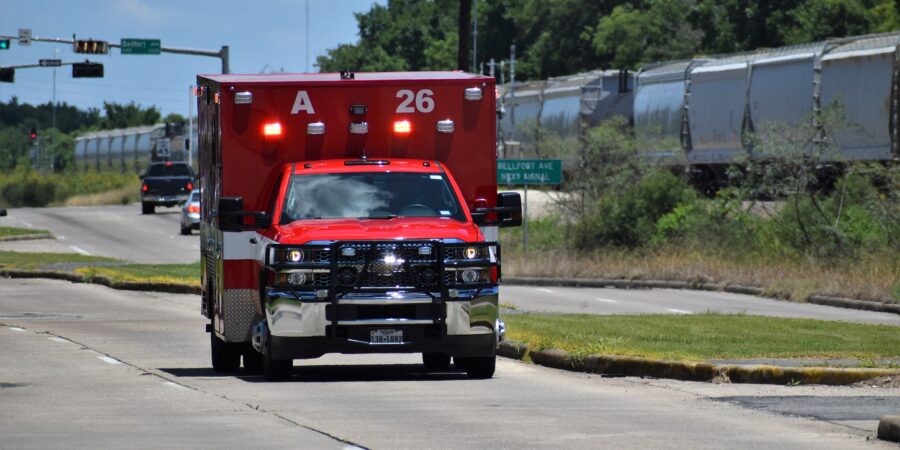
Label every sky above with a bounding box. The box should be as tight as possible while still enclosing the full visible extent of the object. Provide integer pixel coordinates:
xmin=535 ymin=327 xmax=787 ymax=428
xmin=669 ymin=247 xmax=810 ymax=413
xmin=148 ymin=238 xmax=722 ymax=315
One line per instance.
xmin=0 ymin=0 xmax=385 ymax=117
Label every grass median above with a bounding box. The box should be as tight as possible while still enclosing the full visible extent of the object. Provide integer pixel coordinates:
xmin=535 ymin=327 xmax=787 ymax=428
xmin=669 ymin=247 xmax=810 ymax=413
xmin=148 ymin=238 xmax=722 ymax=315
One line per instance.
xmin=0 ymin=226 xmax=51 ymax=238
xmin=504 ymin=312 xmax=900 ymax=363
xmin=0 ymin=250 xmax=199 ymax=286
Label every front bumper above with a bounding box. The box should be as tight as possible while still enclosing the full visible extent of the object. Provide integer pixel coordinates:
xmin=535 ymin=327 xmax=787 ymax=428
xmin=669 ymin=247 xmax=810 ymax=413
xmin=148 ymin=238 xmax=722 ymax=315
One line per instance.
xmin=264 ymin=287 xmax=499 ymax=360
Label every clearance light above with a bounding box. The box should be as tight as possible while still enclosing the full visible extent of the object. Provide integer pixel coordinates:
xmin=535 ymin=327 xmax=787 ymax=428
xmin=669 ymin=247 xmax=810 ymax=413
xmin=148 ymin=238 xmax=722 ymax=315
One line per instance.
xmin=234 ymin=91 xmax=253 ymax=105
xmin=464 ymin=87 xmax=483 ymax=101
xmin=307 ymin=122 xmax=325 ymax=135
xmin=349 ymin=122 xmax=368 ymax=134
xmin=436 ymin=119 xmax=455 ymax=134
xmin=263 ymin=122 xmax=283 ymax=137
xmin=393 ymin=120 xmax=412 ymax=134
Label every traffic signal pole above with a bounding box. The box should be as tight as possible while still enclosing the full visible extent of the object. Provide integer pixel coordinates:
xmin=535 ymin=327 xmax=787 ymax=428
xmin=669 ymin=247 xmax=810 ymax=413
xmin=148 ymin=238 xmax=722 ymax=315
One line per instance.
xmin=0 ymin=34 xmax=230 ymax=74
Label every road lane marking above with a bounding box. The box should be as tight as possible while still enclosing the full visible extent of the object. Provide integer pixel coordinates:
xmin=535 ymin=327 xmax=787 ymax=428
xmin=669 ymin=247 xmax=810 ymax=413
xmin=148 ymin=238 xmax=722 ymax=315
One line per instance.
xmin=666 ymin=308 xmax=692 ymax=314
xmin=69 ymin=246 xmax=92 ymax=256
xmin=20 ymin=221 xmax=33 ymax=228
xmin=162 ymin=381 xmax=186 ymax=390
xmin=97 ymin=356 xmax=123 ymax=365
xmin=537 ymin=288 xmax=554 ymax=293
xmin=48 ymin=337 xmax=72 ymax=344
xmin=595 ymin=298 xmax=618 ymax=303
xmin=8 ymin=326 xmax=26 ymax=332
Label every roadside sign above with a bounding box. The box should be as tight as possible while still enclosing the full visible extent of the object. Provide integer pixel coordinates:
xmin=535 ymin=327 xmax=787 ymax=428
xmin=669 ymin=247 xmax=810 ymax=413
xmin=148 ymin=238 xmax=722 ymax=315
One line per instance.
xmin=498 ymin=159 xmax=562 ymax=185
xmin=18 ymin=28 xmax=32 ymax=46
xmin=156 ymin=138 xmax=171 ymax=157
xmin=120 ymin=38 xmax=161 ymax=55
xmin=39 ymin=59 xmax=62 ymax=67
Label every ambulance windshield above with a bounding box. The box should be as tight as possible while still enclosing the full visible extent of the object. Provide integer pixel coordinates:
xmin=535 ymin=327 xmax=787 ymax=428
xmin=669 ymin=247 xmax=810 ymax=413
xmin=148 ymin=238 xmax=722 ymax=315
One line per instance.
xmin=280 ymin=172 xmax=466 ymax=224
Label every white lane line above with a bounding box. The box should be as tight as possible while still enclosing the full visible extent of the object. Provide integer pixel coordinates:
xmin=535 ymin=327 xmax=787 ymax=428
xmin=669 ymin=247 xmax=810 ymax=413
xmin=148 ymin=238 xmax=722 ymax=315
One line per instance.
xmin=8 ymin=326 xmax=26 ymax=332
xmin=595 ymin=298 xmax=618 ymax=303
xmin=20 ymin=221 xmax=33 ymax=228
xmin=162 ymin=381 xmax=186 ymax=390
xmin=69 ymin=246 xmax=91 ymax=256
xmin=97 ymin=356 xmax=123 ymax=365
xmin=537 ymin=288 xmax=554 ymax=293
xmin=48 ymin=336 xmax=72 ymax=344
xmin=666 ymin=308 xmax=692 ymax=314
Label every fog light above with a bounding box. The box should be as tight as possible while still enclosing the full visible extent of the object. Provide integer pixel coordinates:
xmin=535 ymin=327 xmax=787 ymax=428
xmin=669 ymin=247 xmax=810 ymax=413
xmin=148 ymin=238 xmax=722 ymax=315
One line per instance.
xmin=419 ymin=267 xmax=438 ymax=286
xmin=338 ymin=267 xmax=358 ymax=286
xmin=461 ymin=269 xmax=480 ymax=283
xmin=287 ymin=272 xmax=307 ymax=285
xmin=464 ymin=247 xmax=479 ymax=259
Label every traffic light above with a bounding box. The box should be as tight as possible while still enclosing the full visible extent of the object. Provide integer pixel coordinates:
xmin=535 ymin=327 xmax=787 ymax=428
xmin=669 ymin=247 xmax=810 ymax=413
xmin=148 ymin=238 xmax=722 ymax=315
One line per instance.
xmin=0 ymin=39 xmax=9 ymax=50
xmin=73 ymin=39 xmax=109 ymax=55
xmin=29 ymin=127 xmax=37 ymax=140
xmin=0 ymin=68 xmax=13 ymax=83
xmin=72 ymin=62 xmax=103 ymax=78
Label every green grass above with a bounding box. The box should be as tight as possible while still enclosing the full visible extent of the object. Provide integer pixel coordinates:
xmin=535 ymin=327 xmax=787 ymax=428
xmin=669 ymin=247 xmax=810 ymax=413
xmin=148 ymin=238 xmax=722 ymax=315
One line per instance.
xmin=505 ymin=312 xmax=900 ymax=362
xmin=0 ymin=250 xmax=115 ymax=269
xmin=78 ymin=263 xmax=200 ymax=285
xmin=0 ymin=226 xmax=51 ymax=238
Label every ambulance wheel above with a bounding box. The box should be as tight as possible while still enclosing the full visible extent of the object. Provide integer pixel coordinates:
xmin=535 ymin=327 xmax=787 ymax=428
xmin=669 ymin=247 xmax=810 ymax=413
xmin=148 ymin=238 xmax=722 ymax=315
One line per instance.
xmin=262 ymin=331 xmax=292 ymax=381
xmin=242 ymin=345 xmax=263 ymax=374
xmin=210 ymin=333 xmax=240 ymax=372
xmin=141 ymin=202 xmax=155 ymax=215
xmin=422 ymin=352 xmax=451 ymax=370
xmin=461 ymin=356 xmax=495 ymax=379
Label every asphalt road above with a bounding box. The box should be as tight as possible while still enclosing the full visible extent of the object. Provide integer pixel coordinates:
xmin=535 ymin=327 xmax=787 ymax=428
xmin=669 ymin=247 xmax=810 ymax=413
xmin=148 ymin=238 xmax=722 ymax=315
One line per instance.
xmin=2 ymin=203 xmax=899 ymax=447
xmin=1 ymin=278 xmax=892 ymax=449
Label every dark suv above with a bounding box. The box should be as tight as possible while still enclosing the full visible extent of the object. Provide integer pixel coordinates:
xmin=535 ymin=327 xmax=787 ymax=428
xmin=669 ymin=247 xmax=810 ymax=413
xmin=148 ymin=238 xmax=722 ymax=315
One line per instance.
xmin=140 ymin=162 xmax=195 ymax=214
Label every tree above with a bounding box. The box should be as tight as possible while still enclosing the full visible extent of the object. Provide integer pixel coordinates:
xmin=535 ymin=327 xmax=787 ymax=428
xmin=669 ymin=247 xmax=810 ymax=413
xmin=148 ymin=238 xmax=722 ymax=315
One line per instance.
xmin=97 ymin=102 xmax=160 ymax=130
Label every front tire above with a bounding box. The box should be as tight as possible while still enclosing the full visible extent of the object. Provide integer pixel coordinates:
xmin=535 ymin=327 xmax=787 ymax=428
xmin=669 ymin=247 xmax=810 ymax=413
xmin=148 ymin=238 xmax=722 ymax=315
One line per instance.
xmin=422 ymin=352 xmax=451 ymax=370
xmin=461 ymin=356 xmax=495 ymax=379
xmin=210 ymin=332 xmax=240 ymax=372
xmin=262 ymin=331 xmax=292 ymax=381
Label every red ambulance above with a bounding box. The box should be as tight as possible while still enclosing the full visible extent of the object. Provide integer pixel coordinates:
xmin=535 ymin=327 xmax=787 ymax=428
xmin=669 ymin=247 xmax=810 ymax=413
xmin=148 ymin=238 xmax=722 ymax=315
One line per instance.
xmin=196 ymin=71 xmax=521 ymax=380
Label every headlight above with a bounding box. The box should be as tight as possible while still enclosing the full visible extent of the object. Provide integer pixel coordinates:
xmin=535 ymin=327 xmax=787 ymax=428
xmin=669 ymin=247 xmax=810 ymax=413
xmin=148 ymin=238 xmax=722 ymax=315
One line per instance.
xmin=272 ymin=248 xmax=305 ymax=264
xmin=288 ymin=250 xmax=304 ymax=262
xmin=276 ymin=270 xmax=312 ymax=286
xmin=464 ymin=247 xmax=479 ymax=259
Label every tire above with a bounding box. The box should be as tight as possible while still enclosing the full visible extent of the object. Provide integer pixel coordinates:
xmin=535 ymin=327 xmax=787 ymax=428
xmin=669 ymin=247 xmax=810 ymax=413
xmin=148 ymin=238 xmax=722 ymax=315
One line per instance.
xmin=462 ymin=356 xmax=496 ymax=379
xmin=422 ymin=352 xmax=451 ymax=370
xmin=262 ymin=330 xmax=292 ymax=381
xmin=242 ymin=345 xmax=263 ymax=374
xmin=179 ymin=223 xmax=190 ymax=235
xmin=141 ymin=202 xmax=155 ymax=215
xmin=210 ymin=331 xmax=240 ymax=373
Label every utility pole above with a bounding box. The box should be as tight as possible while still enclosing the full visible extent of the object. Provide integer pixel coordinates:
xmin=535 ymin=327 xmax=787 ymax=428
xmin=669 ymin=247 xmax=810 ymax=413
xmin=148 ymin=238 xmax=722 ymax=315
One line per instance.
xmin=457 ymin=0 xmax=472 ymax=71
xmin=472 ymin=0 xmax=478 ymax=72
xmin=305 ymin=0 xmax=310 ymax=72
xmin=509 ymin=44 xmax=516 ymax=129
xmin=51 ymin=48 xmax=58 ymax=130
xmin=487 ymin=58 xmax=496 ymax=78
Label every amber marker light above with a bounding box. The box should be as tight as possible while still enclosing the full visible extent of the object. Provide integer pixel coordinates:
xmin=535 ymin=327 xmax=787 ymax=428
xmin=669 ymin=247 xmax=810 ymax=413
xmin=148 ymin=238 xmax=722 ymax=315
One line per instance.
xmin=393 ymin=120 xmax=412 ymax=134
xmin=263 ymin=122 xmax=283 ymax=137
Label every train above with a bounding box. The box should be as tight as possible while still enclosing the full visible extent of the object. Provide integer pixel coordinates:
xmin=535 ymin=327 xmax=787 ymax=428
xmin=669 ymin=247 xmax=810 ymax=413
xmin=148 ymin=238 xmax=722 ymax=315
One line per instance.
xmin=497 ymin=31 xmax=900 ymax=187
xmin=73 ymin=122 xmax=197 ymax=173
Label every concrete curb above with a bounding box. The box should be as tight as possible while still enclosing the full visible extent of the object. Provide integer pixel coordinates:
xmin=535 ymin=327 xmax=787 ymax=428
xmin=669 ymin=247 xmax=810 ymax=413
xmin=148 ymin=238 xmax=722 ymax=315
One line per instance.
xmin=498 ymin=340 xmax=899 ymax=386
xmin=878 ymin=416 xmax=900 ymax=442
xmin=505 ymin=276 xmax=900 ymax=316
xmin=0 ymin=269 xmax=200 ymax=295
xmin=0 ymin=233 xmax=54 ymax=242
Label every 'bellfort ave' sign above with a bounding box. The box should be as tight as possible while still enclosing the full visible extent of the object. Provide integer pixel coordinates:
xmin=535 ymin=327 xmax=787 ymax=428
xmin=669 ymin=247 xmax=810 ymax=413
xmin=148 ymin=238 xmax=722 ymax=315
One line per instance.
xmin=497 ymin=159 xmax=562 ymax=185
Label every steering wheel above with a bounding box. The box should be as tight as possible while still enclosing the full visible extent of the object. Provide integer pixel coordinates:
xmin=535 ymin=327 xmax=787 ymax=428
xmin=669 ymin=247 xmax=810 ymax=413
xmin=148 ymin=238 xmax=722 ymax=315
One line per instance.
xmin=398 ymin=203 xmax=438 ymax=217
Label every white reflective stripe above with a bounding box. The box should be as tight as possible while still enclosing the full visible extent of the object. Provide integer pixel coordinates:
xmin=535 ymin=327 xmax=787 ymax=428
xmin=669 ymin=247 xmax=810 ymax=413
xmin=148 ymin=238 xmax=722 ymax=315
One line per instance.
xmin=222 ymin=231 xmax=278 ymax=262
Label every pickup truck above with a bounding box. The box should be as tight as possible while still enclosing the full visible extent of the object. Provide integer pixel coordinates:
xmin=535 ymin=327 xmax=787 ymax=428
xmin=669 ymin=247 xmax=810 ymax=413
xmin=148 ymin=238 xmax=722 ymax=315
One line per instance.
xmin=140 ymin=161 xmax=195 ymax=214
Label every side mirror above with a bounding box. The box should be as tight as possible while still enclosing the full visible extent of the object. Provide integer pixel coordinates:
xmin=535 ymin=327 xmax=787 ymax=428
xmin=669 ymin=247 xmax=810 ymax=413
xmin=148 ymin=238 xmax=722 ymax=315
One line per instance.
xmin=496 ymin=192 xmax=522 ymax=227
xmin=218 ymin=197 xmax=244 ymax=231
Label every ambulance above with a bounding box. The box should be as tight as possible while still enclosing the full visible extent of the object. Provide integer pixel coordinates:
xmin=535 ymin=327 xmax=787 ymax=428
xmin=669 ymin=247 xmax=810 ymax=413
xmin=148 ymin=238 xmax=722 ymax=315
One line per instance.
xmin=196 ymin=71 xmax=521 ymax=380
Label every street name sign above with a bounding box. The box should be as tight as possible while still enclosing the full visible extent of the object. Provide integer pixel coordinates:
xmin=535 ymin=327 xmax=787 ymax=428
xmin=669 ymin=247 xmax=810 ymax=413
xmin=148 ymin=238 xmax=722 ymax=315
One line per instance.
xmin=121 ymin=39 xmax=161 ymax=55
xmin=39 ymin=59 xmax=62 ymax=67
xmin=498 ymin=159 xmax=562 ymax=185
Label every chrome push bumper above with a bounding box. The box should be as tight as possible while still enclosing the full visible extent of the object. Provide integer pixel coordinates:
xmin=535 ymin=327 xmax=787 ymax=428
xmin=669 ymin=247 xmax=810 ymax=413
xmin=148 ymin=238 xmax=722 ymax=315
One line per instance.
xmin=261 ymin=287 xmax=501 ymax=360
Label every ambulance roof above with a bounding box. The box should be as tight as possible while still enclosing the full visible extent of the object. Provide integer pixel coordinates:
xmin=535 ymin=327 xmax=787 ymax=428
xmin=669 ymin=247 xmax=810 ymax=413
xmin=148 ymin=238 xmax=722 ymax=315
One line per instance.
xmin=200 ymin=71 xmax=488 ymax=85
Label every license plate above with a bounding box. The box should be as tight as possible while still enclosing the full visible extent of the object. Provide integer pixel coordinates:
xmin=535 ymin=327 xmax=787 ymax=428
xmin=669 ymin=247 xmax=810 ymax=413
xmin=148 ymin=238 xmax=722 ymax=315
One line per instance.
xmin=370 ymin=329 xmax=403 ymax=344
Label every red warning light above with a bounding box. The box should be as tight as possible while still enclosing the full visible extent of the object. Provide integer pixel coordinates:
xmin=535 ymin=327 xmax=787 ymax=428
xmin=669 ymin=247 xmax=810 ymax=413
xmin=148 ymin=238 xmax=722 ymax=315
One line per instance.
xmin=263 ymin=122 xmax=283 ymax=137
